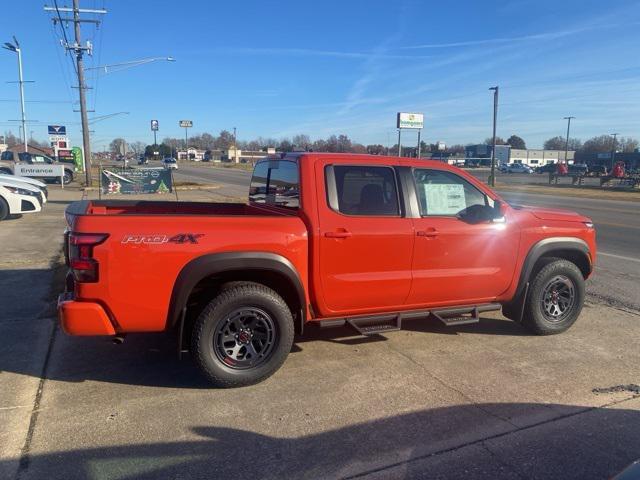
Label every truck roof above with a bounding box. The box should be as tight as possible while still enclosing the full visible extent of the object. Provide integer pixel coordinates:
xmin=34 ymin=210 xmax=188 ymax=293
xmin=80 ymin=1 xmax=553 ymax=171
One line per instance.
xmin=264 ymin=152 xmax=464 ymax=172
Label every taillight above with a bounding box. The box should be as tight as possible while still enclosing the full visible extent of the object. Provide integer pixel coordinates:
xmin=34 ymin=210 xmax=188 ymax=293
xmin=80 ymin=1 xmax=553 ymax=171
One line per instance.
xmin=68 ymin=233 xmax=108 ymax=283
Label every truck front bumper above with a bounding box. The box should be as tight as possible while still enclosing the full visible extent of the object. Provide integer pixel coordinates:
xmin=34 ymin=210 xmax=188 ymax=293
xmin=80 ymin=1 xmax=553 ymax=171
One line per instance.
xmin=58 ymin=292 xmax=116 ymax=336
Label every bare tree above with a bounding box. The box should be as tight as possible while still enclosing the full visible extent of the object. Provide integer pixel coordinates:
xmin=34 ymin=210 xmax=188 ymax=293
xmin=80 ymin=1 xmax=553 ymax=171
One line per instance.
xmin=109 ymin=138 xmax=126 ymax=155
xmin=292 ymin=134 xmax=312 ymax=151
xmin=544 ymin=136 xmax=581 ymax=151
xmin=129 ymin=141 xmax=145 ymax=156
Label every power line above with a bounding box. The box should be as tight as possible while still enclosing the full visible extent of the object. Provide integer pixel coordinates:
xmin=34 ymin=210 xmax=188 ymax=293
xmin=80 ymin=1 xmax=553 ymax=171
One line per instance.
xmin=45 ymin=1 xmax=107 ymax=186
xmin=52 ymin=0 xmax=79 ymax=78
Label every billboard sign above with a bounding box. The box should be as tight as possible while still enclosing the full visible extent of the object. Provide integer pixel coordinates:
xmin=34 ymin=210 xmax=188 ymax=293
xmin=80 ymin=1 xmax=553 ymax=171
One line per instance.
xmin=101 ymin=168 xmax=173 ymax=195
xmin=397 ymin=112 xmax=424 ymax=129
xmin=49 ymin=134 xmax=67 ymax=143
xmin=151 ymin=119 xmax=159 ymax=131
xmin=48 ymin=125 xmax=67 ymax=135
xmin=179 ymin=120 xmax=193 ymax=128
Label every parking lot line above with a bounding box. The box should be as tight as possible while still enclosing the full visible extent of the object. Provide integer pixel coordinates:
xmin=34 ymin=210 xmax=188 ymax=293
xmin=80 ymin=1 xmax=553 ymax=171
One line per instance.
xmin=598 ymin=252 xmax=640 ymax=263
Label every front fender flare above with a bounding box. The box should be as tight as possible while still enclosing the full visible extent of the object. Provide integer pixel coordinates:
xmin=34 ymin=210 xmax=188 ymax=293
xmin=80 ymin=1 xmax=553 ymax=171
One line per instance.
xmin=514 ymin=237 xmax=591 ymax=299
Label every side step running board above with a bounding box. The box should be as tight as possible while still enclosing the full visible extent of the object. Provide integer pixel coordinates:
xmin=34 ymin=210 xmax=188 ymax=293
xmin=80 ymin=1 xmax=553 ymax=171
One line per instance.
xmin=430 ymin=308 xmax=480 ymax=326
xmin=317 ymin=303 xmax=501 ymax=336
xmin=346 ymin=314 xmax=401 ymax=336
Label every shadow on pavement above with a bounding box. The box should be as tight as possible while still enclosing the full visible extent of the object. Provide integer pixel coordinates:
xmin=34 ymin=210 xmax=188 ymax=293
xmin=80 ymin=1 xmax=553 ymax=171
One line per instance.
xmin=0 ymin=314 xmax=529 ymax=390
xmin=8 ymin=402 xmax=640 ymax=480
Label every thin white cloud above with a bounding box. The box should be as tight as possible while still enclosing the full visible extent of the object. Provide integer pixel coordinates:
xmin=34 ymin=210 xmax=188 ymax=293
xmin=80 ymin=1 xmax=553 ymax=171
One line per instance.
xmin=400 ymin=22 xmax=630 ymax=49
xmin=211 ymin=46 xmax=432 ymax=60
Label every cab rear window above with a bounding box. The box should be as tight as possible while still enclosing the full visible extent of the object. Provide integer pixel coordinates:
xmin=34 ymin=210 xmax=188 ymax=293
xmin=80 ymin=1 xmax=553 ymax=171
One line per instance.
xmin=249 ymin=160 xmax=299 ymax=209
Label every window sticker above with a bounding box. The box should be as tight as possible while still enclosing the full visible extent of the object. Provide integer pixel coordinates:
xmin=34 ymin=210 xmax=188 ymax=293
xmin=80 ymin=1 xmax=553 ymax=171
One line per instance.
xmin=424 ymin=183 xmax=466 ymax=215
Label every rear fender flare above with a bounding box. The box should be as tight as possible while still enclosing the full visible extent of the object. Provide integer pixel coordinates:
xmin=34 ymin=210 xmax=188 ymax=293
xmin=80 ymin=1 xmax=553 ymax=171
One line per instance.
xmin=166 ymin=252 xmax=306 ymax=332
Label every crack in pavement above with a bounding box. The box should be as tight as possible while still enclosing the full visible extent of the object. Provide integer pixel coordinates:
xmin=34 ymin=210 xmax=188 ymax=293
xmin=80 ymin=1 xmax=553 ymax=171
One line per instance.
xmin=13 ymin=321 xmax=57 ymax=480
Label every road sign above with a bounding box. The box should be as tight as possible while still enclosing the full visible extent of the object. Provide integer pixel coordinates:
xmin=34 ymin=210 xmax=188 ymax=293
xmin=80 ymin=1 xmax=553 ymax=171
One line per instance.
xmin=179 ymin=120 xmax=192 ymax=128
xmin=151 ymin=119 xmax=159 ymax=131
xmin=47 ymin=125 xmax=66 ymax=135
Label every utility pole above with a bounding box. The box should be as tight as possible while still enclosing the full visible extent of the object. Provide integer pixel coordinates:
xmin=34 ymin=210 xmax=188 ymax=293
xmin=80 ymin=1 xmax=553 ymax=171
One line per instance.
xmin=610 ymin=133 xmax=619 ymax=170
xmin=45 ymin=1 xmax=107 ymax=186
xmin=397 ymin=129 xmax=402 ymax=157
xmin=2 ymin=37 xmax=28 ymax=152
xmin=563 ymin=116 xmax=575 ymax=164
xmin=233 ymin=127 xmax=237 ymax=162
xmin=489 ymin=86 xmax=499 ymax=187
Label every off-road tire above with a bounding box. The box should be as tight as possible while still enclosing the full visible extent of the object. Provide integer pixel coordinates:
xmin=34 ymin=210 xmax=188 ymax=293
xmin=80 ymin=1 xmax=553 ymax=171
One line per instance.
xmin=0 ymin=197 xmax=9 ymax=221
xmin=191 ymin=282 xmax=294 ymax=388
xmin=522 ymin=258 xmax=584 ymax=335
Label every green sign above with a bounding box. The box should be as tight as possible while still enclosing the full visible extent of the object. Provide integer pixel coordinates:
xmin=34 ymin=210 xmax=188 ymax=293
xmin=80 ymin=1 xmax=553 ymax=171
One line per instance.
xmin=101 ymin=168 xmax=173 ymax=195
xmin=71 ymin=147 xmax=84 ymax=172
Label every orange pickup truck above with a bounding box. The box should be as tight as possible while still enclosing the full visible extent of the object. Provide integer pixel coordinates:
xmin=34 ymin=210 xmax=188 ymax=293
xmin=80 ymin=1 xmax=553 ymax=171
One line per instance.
xmin=59 ymin=153 xmax=596 ymax=387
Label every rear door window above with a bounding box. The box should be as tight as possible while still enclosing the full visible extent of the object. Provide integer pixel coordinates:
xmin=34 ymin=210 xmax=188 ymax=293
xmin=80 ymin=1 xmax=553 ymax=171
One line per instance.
xmin=330 ymin=165 xmax=399 ymax=216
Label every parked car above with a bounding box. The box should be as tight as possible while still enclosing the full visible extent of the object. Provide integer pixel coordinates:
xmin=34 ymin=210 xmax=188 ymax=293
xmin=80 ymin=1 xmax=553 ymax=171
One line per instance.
xmin=162 ymin=157 xmax=178 ymax=169
xmin=0 ymin=179 xmax=43 ymax=220
xmin=498 ymin=163 xmax=509 ymax=173
xmin=0 ymin=150 xmax=75 ymax=184
xmin=568 ymin=163 xmax=589 ymax=176
xmin=535 ymin=163 xmax=557 ymax=174
xmin=507 ymin=163 xmax=532 ymax=174
xmin=137 ymin=155 xmax=149 ymax=165
xmin=0 ymin=174 xmax=48 ymax=199
xmin=58 ymin=153 xmax=596 ymax=387
xmin=587 ymin=165 xmax=607 ymax=177
xmin=0 ymin=175 xmax=47 ymax=204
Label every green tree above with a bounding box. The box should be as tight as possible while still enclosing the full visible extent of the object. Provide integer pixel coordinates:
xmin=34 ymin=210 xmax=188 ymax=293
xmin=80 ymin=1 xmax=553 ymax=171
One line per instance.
xmin=506 ymin=135 xmax=526 ymax=149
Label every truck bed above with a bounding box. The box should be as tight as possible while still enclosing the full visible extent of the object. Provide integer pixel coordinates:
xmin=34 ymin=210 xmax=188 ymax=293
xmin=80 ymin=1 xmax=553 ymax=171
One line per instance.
xmin=67 ymin=200 xmax=292 ymax=217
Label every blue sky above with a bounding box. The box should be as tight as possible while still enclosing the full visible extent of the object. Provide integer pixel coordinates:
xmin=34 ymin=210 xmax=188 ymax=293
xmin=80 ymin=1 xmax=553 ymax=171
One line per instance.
xmin=1 ymin=0 xmax=639 ymax=150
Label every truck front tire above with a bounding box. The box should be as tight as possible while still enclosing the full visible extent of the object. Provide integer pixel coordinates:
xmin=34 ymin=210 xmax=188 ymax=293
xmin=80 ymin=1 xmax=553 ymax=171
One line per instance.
xmin=522 ymin=258 xmax=585 ymax=335
xmin=191 ymin=282 xmax=294 ymax=388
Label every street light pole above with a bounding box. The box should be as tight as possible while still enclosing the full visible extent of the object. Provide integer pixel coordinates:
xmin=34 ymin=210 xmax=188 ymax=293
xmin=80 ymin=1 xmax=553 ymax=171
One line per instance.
xmin=489 ymin=86 xmax=499 ymax=187
xmin=233 ymin=127 xmax=237 ymax=163
xmin=2 ymin=38 xmax=28 ymax=152
xmin=563 ymin=116 xmax=575 ymax=164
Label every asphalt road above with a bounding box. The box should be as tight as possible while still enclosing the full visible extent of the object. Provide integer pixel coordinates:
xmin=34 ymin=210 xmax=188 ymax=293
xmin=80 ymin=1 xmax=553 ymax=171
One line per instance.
xmin=173 ymin=163 xmax=640 ymax=312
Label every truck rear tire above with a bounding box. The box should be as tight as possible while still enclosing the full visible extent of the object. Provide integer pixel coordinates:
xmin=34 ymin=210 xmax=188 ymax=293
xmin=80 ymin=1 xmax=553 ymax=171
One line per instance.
xmin=191 ymin=282 xmax=294 ymax=388
xmin=522 ymin=258 xmax=584 ymax=335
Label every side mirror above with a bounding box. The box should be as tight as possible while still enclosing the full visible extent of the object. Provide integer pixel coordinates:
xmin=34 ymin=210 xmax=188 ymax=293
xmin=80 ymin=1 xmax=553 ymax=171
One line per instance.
xmin=492 ymin=200 xmax=506 ymax=223
xmin=458 ymin=201 xmax=506 ymax=224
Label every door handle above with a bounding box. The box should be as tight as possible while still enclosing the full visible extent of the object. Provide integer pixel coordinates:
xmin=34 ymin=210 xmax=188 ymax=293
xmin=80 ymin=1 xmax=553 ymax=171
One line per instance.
xmin=416 ymin=229 xmax=438 ymax=237
xmin=324 ymin=230 xmax=352 ymax=239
